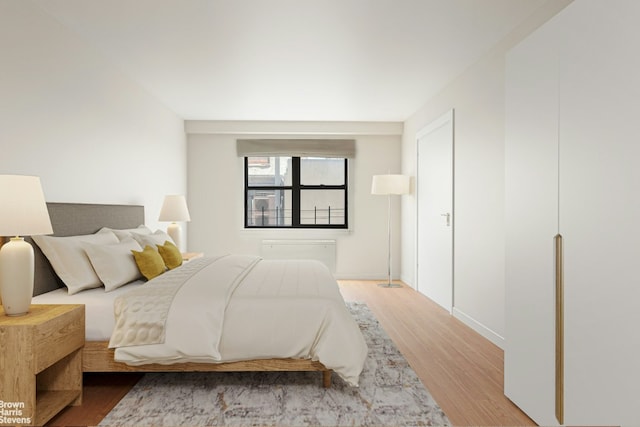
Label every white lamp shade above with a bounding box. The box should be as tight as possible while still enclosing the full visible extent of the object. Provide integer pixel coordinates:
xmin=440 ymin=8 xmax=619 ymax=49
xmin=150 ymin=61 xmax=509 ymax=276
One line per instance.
xmin=371 ymin=174 xmax=411 ymax=195
xmin=158 ymin=195 xmax=191 ymax=222
xmin=0 ymin=175 xmax=53 ymax=236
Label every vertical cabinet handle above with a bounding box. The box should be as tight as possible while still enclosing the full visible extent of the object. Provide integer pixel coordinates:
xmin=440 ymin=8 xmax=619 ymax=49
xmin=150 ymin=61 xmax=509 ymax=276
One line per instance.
xmin=555 ymin=234 xmax=564 ymax=425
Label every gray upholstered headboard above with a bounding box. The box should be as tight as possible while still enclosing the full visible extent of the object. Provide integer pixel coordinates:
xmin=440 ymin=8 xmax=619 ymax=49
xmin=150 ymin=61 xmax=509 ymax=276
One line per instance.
xmin=29 ymin=202 xmax=145 ymax=296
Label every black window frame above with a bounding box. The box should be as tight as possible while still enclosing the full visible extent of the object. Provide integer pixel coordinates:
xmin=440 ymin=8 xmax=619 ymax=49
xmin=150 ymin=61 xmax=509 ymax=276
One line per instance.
xmin=244 ymin=157 xmax=349 ymax=229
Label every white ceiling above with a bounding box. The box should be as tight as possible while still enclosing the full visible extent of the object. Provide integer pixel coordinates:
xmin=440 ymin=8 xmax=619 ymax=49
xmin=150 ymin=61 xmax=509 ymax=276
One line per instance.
xmin=34 ymin=0 xmax=548 ymax=121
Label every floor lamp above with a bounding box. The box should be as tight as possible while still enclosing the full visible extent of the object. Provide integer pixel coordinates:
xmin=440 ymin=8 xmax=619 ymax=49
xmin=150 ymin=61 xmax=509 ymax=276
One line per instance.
xmin=371 ymin=174 xmax=410 ymax=288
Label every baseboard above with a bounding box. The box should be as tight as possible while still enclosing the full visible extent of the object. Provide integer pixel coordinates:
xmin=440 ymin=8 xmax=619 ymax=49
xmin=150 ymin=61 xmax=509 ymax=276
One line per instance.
xmin=334 ymin=273 xmax=396 ymax=281
xmin=452 ymin=307 xmax=505 ymax=350
xmin=400 ymin=274 xmax=415 ymax=289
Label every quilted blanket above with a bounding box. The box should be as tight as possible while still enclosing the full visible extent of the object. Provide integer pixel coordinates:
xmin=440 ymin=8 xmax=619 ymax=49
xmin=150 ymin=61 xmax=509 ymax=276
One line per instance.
xmin=110 ymin=255 xmax=367 ymax=385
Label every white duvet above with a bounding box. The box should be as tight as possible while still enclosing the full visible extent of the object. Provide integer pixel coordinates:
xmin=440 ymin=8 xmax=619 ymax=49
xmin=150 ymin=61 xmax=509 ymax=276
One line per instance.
xmin=111 ymin=255 xmax=368 ymax=386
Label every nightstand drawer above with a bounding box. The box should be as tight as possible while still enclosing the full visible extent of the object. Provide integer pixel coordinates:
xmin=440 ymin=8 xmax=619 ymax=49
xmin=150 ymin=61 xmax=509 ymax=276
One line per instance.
xmin=34 ymin=305 xmax=84 ymax=373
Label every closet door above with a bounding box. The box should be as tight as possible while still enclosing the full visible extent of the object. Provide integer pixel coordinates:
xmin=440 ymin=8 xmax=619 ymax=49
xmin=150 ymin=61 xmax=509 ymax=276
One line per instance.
xmin=559 ymin=1 xmax=640 ymax=424
xmin=504 ymin=14 xmax=561 ymax=427
xmin=507 ymin=1 xmax=640 ymax=425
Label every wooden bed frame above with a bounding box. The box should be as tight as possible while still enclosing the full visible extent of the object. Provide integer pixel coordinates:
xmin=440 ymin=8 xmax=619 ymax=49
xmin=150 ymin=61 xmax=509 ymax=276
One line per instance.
xmin=83 ymin=342 xmax=332 ymax=387
xmin=31 ymin=202 xmax=332 ymax=387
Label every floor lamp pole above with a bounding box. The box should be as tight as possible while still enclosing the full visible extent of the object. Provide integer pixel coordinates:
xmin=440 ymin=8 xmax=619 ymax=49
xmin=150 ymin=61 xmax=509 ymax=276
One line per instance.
xmin=379 ymin=194 xmax=401 ymax=288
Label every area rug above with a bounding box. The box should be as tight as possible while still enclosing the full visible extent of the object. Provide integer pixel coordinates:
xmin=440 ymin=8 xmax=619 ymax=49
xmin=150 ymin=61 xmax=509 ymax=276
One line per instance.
xmin=99 ymin=302 xmax=450 ymax=427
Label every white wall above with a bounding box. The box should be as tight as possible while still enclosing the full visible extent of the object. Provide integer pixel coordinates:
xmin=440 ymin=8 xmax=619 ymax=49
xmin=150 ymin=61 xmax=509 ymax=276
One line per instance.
xmin=0 ymin=2 xmax=186 ymax=234
xmin=186 ymin=121 xmax=403 ymax=279
xmin=400 ymin=0 xmax=572 ymax=347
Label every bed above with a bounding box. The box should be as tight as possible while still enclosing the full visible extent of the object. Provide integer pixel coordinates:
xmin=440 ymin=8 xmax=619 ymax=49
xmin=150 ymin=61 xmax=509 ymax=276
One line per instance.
xmin=28 ymin=202 xmax=367 ymax=387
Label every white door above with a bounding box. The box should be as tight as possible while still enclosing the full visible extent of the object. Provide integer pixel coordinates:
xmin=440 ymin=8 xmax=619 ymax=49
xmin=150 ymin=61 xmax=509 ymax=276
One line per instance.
xmin=504 ymin=15 xmax=560 ymax=426
xmin=505 ymin=1 xmax=640 ymax=425
xmin=559 ymin=2 xmax=640 ymax=423
xmin=416 ymin=110 xmax=454 ymax=312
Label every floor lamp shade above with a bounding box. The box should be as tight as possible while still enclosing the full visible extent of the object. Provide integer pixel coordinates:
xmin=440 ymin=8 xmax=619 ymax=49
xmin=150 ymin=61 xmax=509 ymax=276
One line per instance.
xmin=158 ymin=195 xmax=191 ymax=251
xmin=0 ymin=175 xmax=53 ymax=316
xmin=371 ymin=174 xmax=411 ymax=196
xmin=371 ymin=174 xmax=410 ymax=288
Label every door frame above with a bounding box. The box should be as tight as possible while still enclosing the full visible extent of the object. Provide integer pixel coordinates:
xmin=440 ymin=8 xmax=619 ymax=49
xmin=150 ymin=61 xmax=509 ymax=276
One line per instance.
xmin=415 ymin=109 xmax=455 ymax=312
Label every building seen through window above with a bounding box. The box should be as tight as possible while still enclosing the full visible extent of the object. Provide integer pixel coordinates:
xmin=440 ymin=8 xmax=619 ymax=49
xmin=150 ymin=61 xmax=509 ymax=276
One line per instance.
xmin=245 ymin=156 xmax=348 ymax=228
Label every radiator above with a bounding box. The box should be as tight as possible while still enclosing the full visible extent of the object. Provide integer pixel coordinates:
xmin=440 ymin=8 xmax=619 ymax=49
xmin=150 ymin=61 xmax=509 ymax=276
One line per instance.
xmin=261 ymin=239 xmax=336 ymax=273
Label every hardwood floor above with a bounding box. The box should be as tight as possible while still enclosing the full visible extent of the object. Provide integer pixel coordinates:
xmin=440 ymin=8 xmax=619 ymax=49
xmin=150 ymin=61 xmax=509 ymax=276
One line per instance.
xmin=47 ymin=280 xmax=534 ymax=426
xmin=46 ymin=372 xmax=143 ymax=426
xmin=338 ymin=281 xmax=535 ymax=427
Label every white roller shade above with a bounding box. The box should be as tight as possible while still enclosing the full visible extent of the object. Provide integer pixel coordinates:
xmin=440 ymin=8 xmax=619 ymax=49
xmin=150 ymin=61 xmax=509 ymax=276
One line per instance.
xmin=237 ymin=139 xmax=356 ymax=158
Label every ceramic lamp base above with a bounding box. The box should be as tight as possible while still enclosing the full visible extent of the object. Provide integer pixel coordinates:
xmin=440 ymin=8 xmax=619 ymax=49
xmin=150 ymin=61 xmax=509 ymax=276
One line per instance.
xmin=0 ymin=237 xmax=34 ymax=316
xmin=166 ymin=222 xmax=183 ymax=252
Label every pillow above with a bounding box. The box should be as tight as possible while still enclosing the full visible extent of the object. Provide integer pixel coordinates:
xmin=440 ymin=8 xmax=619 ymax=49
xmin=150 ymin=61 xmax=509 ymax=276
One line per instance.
xmin=157 ymin=241 xmax=182 ymax=270
xmin=132 ymin=229 xmax=175 ymax=248
xmin=83 ymin=238 xmax=143 ymax=292
xmin=99 ymin=225 xmax=152 ymax=241
xmin=131 ymin=245 xmax=166 ymax=280
xmin=32 ymin=231 xmax=119 ymax=294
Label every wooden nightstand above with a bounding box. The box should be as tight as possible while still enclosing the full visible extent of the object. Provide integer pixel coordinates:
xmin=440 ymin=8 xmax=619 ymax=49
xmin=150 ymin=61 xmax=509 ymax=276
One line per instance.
xmin=182 ymin=252 xmax=204 ymax=262
xmin=0 ymin=304 xmax=84 ymax=426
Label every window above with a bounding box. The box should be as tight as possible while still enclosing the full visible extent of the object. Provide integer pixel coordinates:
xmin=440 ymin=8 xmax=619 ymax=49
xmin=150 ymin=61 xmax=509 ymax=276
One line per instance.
xmin=245 ymin=156 xmax=348 ymax=228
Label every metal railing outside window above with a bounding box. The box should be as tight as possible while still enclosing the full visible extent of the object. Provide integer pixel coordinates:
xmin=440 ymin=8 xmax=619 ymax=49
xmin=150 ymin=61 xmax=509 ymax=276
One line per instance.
xmin=246 ymin=207 xmax=346 ymax=227
xmin=244 ymin=157 xmax=348 ymax=229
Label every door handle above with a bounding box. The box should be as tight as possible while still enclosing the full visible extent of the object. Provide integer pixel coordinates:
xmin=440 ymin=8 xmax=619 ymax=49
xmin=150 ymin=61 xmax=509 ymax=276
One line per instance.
xmin=441 ymin=213 xmax=451 ymax=226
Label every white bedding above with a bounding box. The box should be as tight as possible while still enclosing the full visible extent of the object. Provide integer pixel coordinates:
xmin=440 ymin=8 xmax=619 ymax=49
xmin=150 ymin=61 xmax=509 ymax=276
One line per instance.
xmin=32 ymin=279 xmax=145 ymax=340
xmin=112 ymin=255 xmax=368 ymax=386
xmin=33 ymin=255 xmax=368 ymax=386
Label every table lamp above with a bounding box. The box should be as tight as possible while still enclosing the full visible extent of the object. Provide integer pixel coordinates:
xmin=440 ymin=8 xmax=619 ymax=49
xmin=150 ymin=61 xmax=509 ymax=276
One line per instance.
xmin=158 ymin=194 xmax=191 ymax=251
xmin=0 ymin=175 xmax=53 ymax=316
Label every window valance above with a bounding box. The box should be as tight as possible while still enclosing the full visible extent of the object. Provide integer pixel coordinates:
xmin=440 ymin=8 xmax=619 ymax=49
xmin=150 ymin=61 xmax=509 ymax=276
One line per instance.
xmin=236 ymin=139 xmax=356 ymax=159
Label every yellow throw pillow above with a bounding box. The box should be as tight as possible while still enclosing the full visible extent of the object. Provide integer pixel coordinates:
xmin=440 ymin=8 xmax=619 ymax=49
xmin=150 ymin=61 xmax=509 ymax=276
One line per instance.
xmin=157 ymin=240 xmax=183 ymax=270
xmin=131 ymin=245 xmax=166 ymax=280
